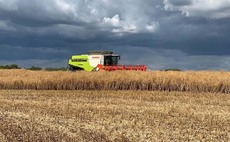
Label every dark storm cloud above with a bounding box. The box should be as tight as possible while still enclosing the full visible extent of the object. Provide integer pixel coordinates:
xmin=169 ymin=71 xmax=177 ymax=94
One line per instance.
xmin=0 ymin=0 xmax=230 ymax=69
xmin=0 ymin=45 xmax=69 ymax=60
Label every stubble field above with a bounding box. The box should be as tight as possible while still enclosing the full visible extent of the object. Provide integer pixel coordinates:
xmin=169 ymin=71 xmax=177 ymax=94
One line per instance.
xmin=0 ymin=70 xmax=230 ymax=141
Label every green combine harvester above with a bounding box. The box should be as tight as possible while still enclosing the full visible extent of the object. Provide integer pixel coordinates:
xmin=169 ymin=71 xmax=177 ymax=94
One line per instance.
xmin=68 ymin=51 xmax=146 ymax=71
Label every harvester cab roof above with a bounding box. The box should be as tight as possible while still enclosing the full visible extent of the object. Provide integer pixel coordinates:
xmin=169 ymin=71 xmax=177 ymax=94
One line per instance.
xmin=88 ymin=51 xmax=113 ymax=55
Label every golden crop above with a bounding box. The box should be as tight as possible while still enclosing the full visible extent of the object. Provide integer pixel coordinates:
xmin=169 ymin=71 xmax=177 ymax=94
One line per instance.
xmin=0 ymin=90 xmax=230 ymax=141
xmin=0 ymin=70 xmax=230 ymax=141
xmin=0 ymin=69 xmax=230 ymax=93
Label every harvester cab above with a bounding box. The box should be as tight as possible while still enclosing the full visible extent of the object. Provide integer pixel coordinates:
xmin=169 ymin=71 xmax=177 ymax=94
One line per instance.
xmin=68 ymin=51 xmax=146 ymax=71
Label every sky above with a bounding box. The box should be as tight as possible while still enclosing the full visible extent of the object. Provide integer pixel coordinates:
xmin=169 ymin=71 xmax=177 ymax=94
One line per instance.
xmin=0 ymin=0 xmax=230 ymax=70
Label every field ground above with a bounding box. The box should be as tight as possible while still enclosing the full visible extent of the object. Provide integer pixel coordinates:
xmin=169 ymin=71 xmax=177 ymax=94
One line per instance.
xmin=0 ymin=90 xmax=230 ymax=141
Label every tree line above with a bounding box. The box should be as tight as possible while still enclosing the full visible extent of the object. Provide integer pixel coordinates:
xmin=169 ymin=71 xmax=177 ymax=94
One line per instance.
xmin=0 ymin=64 xmax=67 ymax=71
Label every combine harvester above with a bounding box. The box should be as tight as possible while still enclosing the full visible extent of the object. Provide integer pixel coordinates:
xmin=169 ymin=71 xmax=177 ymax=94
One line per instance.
xmin=68 ymin=51 xmax=147 ymax=71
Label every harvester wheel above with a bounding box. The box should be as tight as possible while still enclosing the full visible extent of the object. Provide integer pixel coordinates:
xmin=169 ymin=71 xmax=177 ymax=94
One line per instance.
xmin=67 ymin=65 xmax=75 ymax=71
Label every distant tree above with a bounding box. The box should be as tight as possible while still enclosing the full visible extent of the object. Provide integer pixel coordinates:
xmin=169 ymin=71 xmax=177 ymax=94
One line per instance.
xmin=0 ymin=64 xmax=20 ymax=69
xmin=163 ymin=68 xmax=182 ymax=71
xmin=10 ymin=64 xmax=20 ymax=69
xmin=27 ymin=66 xmax=42 ymax=71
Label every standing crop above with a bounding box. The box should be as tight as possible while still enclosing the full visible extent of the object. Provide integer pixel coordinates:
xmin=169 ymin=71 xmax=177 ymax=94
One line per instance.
xmin=0 ymin=69 xmax=229 ymax=93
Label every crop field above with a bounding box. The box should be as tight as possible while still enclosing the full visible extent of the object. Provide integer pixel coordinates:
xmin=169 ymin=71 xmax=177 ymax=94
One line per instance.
xmin=0 ymin=69 xmax=230 ymax=93
xmin=0 ymin=70 xmax=230 ymax=141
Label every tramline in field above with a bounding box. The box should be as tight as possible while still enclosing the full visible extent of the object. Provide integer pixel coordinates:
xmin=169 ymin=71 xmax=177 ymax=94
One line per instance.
xmin=68 ymin=51 xmax=147 ymax=71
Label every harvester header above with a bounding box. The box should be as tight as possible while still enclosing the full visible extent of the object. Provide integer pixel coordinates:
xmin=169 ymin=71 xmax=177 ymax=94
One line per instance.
xmin=68 ymin=51 xmax=146 ymax=71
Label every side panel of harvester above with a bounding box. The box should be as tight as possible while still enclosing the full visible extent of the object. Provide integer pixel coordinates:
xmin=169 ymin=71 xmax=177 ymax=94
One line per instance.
xmin=68 ymin=54 xmax=104 ymax=71
xmin=68 ymin=55 xmax=92 ymax=71
xmin=88 ymin=55 xmax=104 ymax=68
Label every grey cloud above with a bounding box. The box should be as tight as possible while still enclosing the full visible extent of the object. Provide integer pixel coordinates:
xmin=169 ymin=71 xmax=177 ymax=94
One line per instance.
xmin=167 ymin=0 xmax=192 ymax=6
xmin=112 ymin=46 xmax=230 ymax=70
xmin=164 ymin=0 xmax=230 ymax=19
xmin=0 ymin=20 xmax=16 ymax=31
xmin=0 ymin=45 xmax=69 ymax=60
xmin=0 ymin=0 xmax=161 ymax=34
